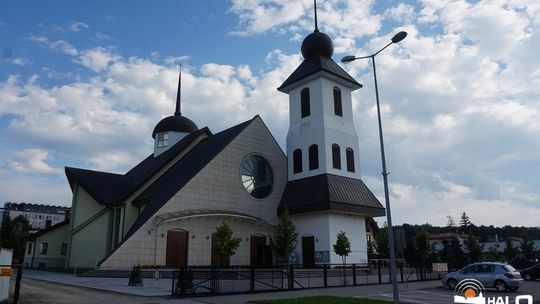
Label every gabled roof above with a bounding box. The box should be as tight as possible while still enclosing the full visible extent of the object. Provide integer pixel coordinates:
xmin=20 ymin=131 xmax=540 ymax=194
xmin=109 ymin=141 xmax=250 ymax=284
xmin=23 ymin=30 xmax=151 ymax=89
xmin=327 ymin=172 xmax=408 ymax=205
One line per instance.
xmin=65 ymin=127 xmax=211 ymax=206
xmin=279 ymin=173 xmax=385 ymax=217
xmin=24 ymin=220 xmax=70 ymax=241
xmin=98 ymin=116 xmax=257 ymax=266
xmin=277 ymin=55 xmax=362 ymax=93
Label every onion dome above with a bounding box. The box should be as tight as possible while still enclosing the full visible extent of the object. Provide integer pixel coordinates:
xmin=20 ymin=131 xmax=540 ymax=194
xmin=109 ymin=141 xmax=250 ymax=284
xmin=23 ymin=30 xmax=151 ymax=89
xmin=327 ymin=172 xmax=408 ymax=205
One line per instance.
xmin=152 ymin=114 xmax=198 ymax=138
xmin=301 ymin=30 xmax=334 ymax=59
xmin=152 ymin=65 xmax=198 ymax=138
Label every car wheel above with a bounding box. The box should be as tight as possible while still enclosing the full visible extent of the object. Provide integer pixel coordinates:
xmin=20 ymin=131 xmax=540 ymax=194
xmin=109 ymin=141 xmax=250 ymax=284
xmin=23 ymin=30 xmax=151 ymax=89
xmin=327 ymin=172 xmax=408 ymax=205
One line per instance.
xmin=524 ymin=273 xmax=532 ymax=281
xmin=509 ymin=287 xmax=519 ymax=292
xmin=447 ymin=278 xmax=458 ymax=289
xmin=494 ymin=280 xmax=508 ymax=292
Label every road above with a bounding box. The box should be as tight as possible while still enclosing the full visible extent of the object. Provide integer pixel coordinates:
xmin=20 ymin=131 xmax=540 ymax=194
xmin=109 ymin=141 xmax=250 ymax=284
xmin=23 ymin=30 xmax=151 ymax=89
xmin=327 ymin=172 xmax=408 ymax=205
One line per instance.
xmin=370 ymin=280 xmax=540 ymax=304
xmin=11 ymin=277 xmax=540 ymax=304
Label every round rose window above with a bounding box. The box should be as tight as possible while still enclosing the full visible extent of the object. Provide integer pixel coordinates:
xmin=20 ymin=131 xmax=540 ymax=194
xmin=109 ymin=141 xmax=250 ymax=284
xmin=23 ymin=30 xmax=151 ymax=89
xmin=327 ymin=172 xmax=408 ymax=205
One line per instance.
xmin=241 ymin=155 xmax=273 ymax=199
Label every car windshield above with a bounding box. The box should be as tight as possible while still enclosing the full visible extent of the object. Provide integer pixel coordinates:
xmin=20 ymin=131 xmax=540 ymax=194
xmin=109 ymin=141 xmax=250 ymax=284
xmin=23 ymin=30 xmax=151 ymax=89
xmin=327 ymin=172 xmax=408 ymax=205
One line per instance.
xmin=503 ymin=265 xmax=516 ymax=272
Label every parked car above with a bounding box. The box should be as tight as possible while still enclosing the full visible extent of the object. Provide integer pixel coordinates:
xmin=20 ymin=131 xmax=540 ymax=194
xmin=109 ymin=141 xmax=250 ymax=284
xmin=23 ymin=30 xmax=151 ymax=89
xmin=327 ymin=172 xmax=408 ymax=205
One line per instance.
xmin=441 ymin=262 xmax=523 ymax=292
xmin=520 ymin=263 xmax=540 ymax=281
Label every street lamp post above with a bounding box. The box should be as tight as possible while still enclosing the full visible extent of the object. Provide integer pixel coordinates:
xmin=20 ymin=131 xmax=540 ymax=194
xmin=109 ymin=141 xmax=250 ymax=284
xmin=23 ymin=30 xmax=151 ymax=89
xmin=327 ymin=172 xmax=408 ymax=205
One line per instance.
xmin=341 ymin=31 xmax=407 ymax=304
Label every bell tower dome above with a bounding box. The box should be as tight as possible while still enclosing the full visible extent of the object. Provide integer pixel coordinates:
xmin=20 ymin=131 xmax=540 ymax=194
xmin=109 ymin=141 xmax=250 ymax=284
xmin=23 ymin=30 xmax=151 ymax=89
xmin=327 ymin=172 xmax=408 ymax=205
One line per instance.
xmin=152 ymin=66 xmax=198 ymax=157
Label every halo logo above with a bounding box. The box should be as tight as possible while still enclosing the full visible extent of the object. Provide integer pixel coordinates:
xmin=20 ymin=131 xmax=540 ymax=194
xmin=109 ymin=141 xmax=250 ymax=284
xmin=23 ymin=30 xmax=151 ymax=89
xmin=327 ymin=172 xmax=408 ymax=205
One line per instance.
xmin=452 ymin=279 xmax=533 ymax=304
xmin=454 ymin=279 xmax=486 ymax=304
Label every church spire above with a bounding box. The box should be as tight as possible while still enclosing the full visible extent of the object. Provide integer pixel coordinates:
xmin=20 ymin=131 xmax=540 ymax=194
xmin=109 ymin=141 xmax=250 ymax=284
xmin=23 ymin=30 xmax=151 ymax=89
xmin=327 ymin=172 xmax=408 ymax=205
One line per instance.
xmin=313 ymin=0 xmax=319 ymax=32
xmin=174 ymin=63 xmax=182 ymax=116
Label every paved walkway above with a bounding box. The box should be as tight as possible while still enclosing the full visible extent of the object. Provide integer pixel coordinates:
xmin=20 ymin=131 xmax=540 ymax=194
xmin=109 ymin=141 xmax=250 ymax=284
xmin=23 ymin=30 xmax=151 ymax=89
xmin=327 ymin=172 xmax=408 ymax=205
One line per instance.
xmin=21 ymin=269 xmax=443 ymax=303
xmin=23 ymin=269 xmax=173 ymax=297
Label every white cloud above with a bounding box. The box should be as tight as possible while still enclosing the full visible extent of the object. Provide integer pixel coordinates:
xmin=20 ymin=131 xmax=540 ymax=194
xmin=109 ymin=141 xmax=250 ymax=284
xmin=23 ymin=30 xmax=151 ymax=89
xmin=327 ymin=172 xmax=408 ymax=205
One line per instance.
xmin=29 ymin=35 xmax=78 ymax=56
xmin=69 ymin=22 xmax=89 ymax=32
xmin=8 ymin=149 xmax=61 ymax=174
xmin=9 ymin=57 xmax=31 ymax=66
xmin=2 ymin=1 xmax=540 ymax=226
xmin=78 ymin=47 xmax=120 ymax=72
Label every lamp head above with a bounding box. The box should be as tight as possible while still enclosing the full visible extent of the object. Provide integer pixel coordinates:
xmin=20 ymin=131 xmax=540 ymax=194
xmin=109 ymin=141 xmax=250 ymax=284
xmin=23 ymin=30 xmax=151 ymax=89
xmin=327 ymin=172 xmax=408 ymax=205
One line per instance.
xmin=391 ymin=31 xmax=408 ymax=43
xmin=341 ymin=55 xmax=356 ymax=63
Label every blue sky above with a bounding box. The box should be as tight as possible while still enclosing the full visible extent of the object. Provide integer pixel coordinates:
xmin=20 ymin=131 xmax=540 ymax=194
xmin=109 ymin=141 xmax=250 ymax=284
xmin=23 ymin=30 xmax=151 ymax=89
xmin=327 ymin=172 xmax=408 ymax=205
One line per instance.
xmin=1 ymin=0 xmax=539 ymax=226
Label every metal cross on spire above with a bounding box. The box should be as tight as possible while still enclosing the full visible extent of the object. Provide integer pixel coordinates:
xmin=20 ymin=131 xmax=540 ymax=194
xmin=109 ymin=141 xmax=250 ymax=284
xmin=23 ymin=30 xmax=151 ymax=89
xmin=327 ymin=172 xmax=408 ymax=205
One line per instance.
xmin=174 ymin=63 xmax=182 ymax=116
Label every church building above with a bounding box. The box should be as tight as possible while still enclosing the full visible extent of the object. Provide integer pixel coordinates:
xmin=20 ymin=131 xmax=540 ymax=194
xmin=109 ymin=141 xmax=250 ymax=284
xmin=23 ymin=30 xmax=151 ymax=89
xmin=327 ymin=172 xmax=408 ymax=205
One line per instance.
xmin=59 ymin=14 xmax=385 ymax=269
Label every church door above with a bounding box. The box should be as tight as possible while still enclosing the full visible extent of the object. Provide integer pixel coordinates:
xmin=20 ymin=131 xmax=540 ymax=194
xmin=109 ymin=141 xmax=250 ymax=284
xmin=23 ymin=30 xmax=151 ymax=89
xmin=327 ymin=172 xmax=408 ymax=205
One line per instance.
xmin=166 ymin=230 xmax=188 ymax=268
xmin=250 ymin=235 xmax=272 ymax=267
xmin=302 ymin=236 xmax=315 ymax=268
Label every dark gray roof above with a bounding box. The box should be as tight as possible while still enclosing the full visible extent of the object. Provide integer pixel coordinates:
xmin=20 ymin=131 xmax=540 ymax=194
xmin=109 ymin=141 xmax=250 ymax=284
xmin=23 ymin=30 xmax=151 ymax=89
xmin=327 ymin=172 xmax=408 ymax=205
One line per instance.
xmin=279 ymin=173 xmax=385 ymax=217
xmin=97 ymin=116 xmax=256 ymax=266
xmin=152 ymin=114 xmax=199 ymax=138
xmin=277 ymin=55 xmax=361 ymax=92
xmin=65 ymin=127 xmax=211 ymax=206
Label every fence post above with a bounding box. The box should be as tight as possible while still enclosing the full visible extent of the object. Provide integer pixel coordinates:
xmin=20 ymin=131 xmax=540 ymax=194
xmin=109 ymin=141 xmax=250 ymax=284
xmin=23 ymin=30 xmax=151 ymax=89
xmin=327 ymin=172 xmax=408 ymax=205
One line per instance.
xmin=13 ymin=266 xmax=22 ymax=304
xmin=323 ymin=264 xmax=327 ymax=287
xmin=352 ymin=264 xmax=357 ymax=286
xmin=400 ymin=262 xmax=404 ymax=282
xmin=211 ymin=266 xmax=217 ymax=295
xmin=250 ymin=265 xmax=255 ymax=293
xmin=377 ymin=261 xmax=382 ymax=284
xmin=288 ymin=264 xmax=294 ymax=289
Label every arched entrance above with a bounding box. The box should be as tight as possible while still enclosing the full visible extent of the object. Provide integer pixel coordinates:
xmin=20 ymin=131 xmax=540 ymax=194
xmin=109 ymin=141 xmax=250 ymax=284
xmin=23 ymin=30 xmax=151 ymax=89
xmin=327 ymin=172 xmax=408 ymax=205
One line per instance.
xmin=165 ymin=229 xmax=188 ymax=268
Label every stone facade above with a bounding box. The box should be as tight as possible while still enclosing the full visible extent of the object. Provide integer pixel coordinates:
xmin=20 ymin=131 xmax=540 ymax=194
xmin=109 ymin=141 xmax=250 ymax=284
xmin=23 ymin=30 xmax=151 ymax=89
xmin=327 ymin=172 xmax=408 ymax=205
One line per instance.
xmin=100 ymin=116 xmax=287 ymax=268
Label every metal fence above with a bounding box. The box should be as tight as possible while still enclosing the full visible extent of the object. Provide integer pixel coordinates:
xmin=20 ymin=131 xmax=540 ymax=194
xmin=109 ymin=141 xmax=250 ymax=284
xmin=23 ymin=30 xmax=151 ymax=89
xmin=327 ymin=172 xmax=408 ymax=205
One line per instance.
xmin=171 ymin=262 xmax=440 ymax=296
xmin=0 ymin=264 xmax=22 ymax=304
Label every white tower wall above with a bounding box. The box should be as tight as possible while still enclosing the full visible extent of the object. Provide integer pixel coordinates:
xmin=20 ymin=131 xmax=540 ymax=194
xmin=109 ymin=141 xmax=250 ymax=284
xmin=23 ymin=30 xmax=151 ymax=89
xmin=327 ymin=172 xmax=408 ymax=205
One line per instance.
xmin=286 ymin=77 xmax=361 ymax=181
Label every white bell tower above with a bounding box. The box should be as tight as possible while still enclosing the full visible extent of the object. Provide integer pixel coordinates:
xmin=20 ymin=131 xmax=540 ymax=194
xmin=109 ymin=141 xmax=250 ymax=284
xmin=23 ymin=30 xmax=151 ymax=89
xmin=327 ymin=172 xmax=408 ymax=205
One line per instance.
xmin=278 ymin=27 xmax=362 ymax=182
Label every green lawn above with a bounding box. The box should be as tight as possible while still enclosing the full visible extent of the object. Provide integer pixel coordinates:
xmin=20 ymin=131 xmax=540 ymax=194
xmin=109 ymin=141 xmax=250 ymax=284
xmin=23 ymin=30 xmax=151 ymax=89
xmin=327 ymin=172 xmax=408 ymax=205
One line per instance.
xmin=250 ymin=296 xmax=393 ymax=304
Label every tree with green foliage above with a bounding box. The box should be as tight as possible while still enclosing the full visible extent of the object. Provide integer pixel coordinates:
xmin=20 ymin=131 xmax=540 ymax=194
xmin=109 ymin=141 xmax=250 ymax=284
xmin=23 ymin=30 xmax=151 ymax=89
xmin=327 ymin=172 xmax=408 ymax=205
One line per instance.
xmin=520 ymin=237 xmax=535 ymax=262
xmin=333 ymin=231 xmax=351 ymax=265
xmin=269 ymin=209 xmax=298 ymax=265
xmin=459 ymin=212 xmax=473 ymax=232
xmin=503 ymin=239 xmax=519 ymax=264
xmin=213 ymin=220 xmax=241 ymax=263
xmin=486 ymin=245 xmax=500 ymax=261
xmin=374 ymin=227 xmax=389 ymax=259
xmin=415 ymin=231 xmax=430 ymax=268
xmin=446 ymin=216 xmax=456 ymax=228
xmin=0 ymin=215 xmax=32 ymax=261
xmin=464 ymin=234 xmax=483 ymax=263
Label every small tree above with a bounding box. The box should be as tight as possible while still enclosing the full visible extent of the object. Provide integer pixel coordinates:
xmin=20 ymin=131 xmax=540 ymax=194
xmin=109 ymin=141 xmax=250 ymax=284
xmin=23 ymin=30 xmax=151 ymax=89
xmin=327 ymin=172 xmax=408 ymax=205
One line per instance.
xmin=269 ymin=208 xmax=298 ymax=265
xmin=1 ymin=215 xmax=31 ymax=261
xmin=459 ymin=212 xmax=472 ymax=232
xmin=486 ymin=245 xmax=500 ymax=261
xmin=333 ymin=231 xmax=351 ymax=265
xmin=503 ymin=239 xmax=518 ymax=264
xmin=374 ymin=227 xmax=389 ymax=259
xmin=213 ymin=220 xmax=241 ymax=263
xmin=464 ymin=234 xmax=482 ymax=263
xmin=446 ymin=216 xmax=456 ymax=228
xmin=520 ymin=237 xmax=535 ymax=262
xmin=415 ymin=231 xmax=429 ymax=268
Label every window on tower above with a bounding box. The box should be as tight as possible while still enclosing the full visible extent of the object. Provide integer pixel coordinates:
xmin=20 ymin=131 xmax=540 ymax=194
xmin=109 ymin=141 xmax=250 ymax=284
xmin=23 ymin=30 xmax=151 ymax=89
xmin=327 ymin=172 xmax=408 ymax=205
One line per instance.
xmin=157 ymin=133 xmax=168 ymax=148
xmin=308 ymin=144 xmax=319 ymax=170
xmin=293 ymin=149 xmax=303 ymax=173
xmin=346 ymin=147 xmax=355 ymax=172
xmin=301 ymin=87 xmax=310 ymax=118
xmin=333 ymin=87 xmax=342 ymax=116
xmin=332 ymin=144 xmax=341 ymax=169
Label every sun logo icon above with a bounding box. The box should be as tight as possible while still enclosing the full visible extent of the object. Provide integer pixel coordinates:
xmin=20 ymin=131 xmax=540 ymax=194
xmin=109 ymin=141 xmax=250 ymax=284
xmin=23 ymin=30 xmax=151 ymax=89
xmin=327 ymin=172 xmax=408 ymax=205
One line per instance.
xmin=453 ymin=279 xmax=486 ymax=304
